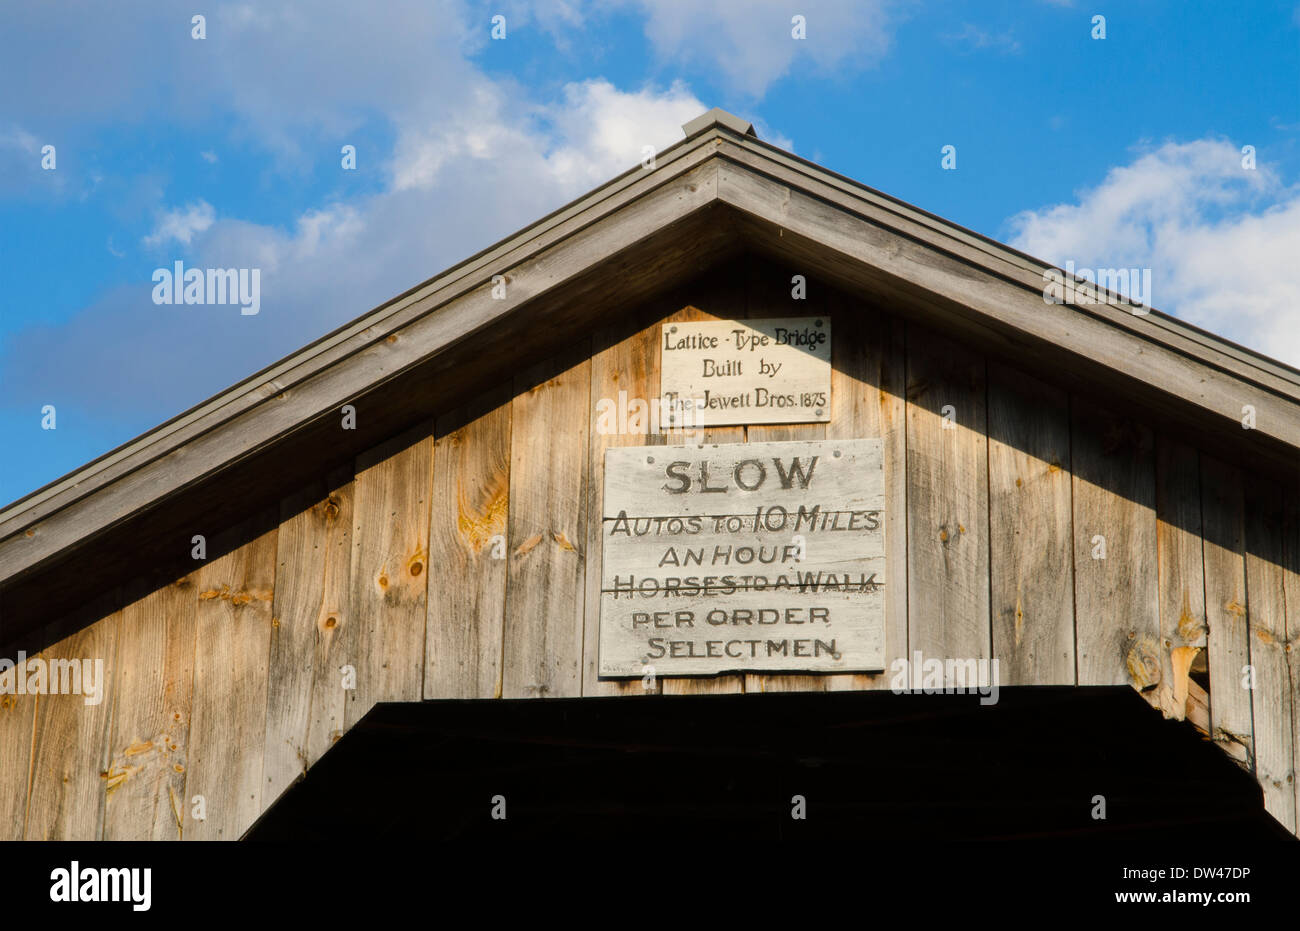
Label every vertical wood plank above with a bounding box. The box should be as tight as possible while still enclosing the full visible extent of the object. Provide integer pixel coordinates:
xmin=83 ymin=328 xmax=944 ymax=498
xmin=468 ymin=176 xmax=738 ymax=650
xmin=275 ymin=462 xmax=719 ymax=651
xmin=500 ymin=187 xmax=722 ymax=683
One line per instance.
xmin=1200 ymin=456 xmax=1253 ymax=769
xmin=185 ymin=513 xmax=277 ymax=840
xmin=744 ymin=260 xmax=827 ymax=693
xmin=263 ymin=466 xmax=353 ymax=805
xmin=584 ymin=314 xmax=662 ymax=697
xmin=303 ymin=473 xmax=358 ymax=767
xmin=1243 ymin=478 xmax=1295 ymax=829
xmin=103 ymin=576 xmax=198 ymax=839
xmin=427 ymin=389 xmax=512 ymax=699
xmin=0 ymin=670 xmax=36 ymax=840
xmin=1153 ymin=438 xmax=1207 ymax=718
xmin=905 ymin=325 xmax=990 ymax=675
xmin=503 ymin=347 xmax=590 ymax=698
xmin=24 ymin=614 xmax=119 ymax=840
xmin=824 ymin=295 xmax=907 ymax=692
xmin=1284 ymin=486 xmax=1300 ymax=836
xmin=347 ymin=424 xmax=433 ymax=725
xmin=987 ymin=365 xmax=1074 ymax=685
xmin=659 ymin=271 xmax=746 ymax=696
xmin=1071 ymin=398 xmax=1158 ymax=687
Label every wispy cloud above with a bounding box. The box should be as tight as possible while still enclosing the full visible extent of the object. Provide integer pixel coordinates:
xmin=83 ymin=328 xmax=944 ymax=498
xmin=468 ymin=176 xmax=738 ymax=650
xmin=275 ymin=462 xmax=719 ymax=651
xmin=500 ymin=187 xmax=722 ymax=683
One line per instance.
xmin=1007 ymin=138 xmax=1300 ymax=365
xmin=1 ymin=75 xmax=713 ymax=427
xmin=142 ymin=201 xmax=215 ymax=247
xmin=0 ymin=123 xmax=65 ymax=197
xmin=626 ymin=0 xmax=900 ymax=97
xmin=0 ymin=124 xmax=39 ymax=155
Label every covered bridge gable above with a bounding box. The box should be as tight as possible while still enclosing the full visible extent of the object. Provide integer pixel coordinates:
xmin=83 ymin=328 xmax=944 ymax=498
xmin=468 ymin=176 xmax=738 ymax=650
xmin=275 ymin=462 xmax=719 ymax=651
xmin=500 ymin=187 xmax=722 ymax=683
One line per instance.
xmin=1 ymin=111 xmax=1298 ymax=840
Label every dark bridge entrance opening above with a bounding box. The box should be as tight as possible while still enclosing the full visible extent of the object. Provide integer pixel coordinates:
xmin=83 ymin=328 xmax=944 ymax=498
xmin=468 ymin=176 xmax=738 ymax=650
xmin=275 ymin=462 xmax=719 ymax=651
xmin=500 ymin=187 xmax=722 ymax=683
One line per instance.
xmin=246 ymin=686 xmax=1289 ymax=842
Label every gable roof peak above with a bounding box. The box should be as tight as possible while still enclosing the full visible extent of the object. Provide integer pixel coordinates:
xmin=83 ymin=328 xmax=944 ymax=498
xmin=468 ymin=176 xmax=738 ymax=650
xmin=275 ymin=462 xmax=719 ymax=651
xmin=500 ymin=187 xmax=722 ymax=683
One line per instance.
xmin=681 ymin=107 xmax=756 ymax=140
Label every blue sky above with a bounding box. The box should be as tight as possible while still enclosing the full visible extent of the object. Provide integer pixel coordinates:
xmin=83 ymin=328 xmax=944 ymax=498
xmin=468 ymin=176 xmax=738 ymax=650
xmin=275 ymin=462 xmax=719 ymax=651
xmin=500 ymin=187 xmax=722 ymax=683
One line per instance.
xmin=2 ymin=0 xmax=1299 ymax=507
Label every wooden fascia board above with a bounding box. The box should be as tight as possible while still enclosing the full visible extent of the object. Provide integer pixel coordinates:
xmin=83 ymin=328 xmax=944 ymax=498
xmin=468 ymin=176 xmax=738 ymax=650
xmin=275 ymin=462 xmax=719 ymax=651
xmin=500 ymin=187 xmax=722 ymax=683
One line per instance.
xmin=716 ymin=138 xmax=1300 ymax=395
xmin=714 ymin=155 xmax=1300 ymax=456
xmin=0 ymin=154 xmax=723 ymax=587
xmin=6 ymin=121 xmax=1300 ymax=596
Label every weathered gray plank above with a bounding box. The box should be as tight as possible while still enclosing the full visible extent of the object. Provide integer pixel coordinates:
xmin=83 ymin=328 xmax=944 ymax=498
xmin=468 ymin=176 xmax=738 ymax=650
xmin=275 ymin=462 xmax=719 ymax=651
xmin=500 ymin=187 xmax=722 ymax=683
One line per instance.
xmin=24 ymin=614 xmax=119 ymax=840
xmin=1200 ymin=456 xmax=1253 ymax=769
xmin=103 ymin=576 xmax=198 ymax=840
xmin=263 ymin=466 xmax=354 ymax=805
xmin=906 ymin=326 xmax=990 ymax=675
xmin=1071 ymin=399 xmax=1159 ymax=688
xmin=427 ymin=389 xmax=512 ymax=699
xmin=502 ymin=347 xmax=590 ymax=698
xmin=987 ymin=365 xmax=1074 ymax=685
xmin=584 ymin=316 xmax=662 ymax=697
xmin=347 ymin=424 xmax=433 ymax=725
xmin=303 ymin=473 xmax=358 ymax=766
xmin=1243 ymin=479 xmax=1295 ymax=829
xmin=826 ymin=295 xmax=907 ymax=693
xmin=0 ymin=668 xmax=36 ymax=839
xmin=1152 ymin=438 xmax=1206 ymax=719
xmin=185 ymin=514 xmax=277 ymax=840
xmin=1283 ymin=487 xmax=1300 ymax=836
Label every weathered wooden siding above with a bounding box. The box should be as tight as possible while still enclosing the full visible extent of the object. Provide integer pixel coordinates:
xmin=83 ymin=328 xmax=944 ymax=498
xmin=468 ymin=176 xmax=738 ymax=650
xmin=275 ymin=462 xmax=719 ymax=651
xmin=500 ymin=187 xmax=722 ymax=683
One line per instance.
xmin=2 ymin=259 xmax=1297 ymax=838
xmin=185 ymin=512 xmax=277 ymax=841
xmin=987 ymin=366 xmax=1073 ymax=685
xmin=426 ymin=389 xmax=511 ymax=700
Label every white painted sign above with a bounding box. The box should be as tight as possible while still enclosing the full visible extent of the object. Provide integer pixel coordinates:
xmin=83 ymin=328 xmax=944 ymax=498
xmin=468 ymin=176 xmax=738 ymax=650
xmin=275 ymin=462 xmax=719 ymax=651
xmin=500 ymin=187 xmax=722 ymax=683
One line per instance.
xmin=659 ymin=317 xmax=831 ymax=427
xmin=598 ymin=438 xmax=885 ymax=677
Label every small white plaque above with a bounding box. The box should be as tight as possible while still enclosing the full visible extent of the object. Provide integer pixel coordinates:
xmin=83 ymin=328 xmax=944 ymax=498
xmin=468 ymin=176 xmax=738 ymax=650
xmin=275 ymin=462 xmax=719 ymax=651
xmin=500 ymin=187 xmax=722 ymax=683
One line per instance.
xmin=659 ymin=317 xmax=831 ymax=427
xmin=598 ymin=438 xmax=885 ymax=677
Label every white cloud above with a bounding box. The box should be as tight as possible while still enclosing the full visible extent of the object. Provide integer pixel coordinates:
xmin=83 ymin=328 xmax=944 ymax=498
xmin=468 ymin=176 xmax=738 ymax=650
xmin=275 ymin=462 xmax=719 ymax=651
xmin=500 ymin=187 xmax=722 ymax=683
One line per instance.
xmin=496 ymin=0 xmax=588 ymax=49
xmin=541 ymin=80 xmax=706 ymax=188
xmin=1007 ymin=139 xmax=1300 ymax=366
xmin=0 ymin=0 xmax=776 ymax=472
xmin=142 ymin=201 xmax=216 ymax=247
xmin=0 ymin=0 xmax=800 ymax=504
xmin=200 ymin=150 xmax=218 ymax=163
xmin=627 ymin=0 xmax=898 ymax=97
xmin=1 ymin=74 xmax=715 ymax=423
xmin=0 ymin=123 xmax=67 ymax=198
xmin=391 ymin=79 xmax=704 ymax=194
